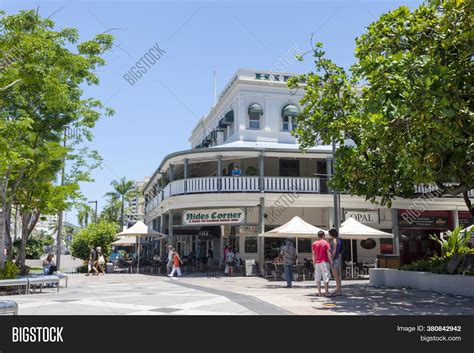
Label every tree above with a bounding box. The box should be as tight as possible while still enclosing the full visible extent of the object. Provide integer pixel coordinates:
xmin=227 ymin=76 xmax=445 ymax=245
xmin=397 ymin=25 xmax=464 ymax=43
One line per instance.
xmin=289 ymin=0 xmax=473 ymax=215
xmin=0 ymin=9 xmax=114 ymax=268
xmin=99 ymin=196 xmax=122 ymax=224
xmin=105 ymin=177 xmax=135 ymax=228
xmin=70 ymin=220 xmax=118 ymax=261
xmin=77 ymin=204 xmax=94 ymax=228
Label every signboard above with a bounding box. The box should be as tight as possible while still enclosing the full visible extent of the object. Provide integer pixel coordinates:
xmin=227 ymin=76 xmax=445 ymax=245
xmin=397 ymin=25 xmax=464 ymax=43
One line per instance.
xmin=183 ymin=208 xmax=245 ymax=225
xmin=173 ymin=226 xmax=220 ymax=239
xmin=399 ymin=215 xmax=449 ymax=229
xmin=344 ymin=210 xmax=379 ymax=224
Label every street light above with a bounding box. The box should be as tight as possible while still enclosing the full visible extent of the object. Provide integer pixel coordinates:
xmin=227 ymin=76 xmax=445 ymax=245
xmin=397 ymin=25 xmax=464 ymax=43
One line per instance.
xmin=88 ymin=200 xmax=98 ymax=222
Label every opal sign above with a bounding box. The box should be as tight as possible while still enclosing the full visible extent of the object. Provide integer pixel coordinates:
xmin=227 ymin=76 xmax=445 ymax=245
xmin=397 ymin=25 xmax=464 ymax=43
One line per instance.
xmin=184 ymin=209 xmax=245 ymax=225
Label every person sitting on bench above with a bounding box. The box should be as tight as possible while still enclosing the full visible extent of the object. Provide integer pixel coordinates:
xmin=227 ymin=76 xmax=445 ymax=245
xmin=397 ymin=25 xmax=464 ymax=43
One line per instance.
xmin=42 ymin=253 xmax=58 ymax=275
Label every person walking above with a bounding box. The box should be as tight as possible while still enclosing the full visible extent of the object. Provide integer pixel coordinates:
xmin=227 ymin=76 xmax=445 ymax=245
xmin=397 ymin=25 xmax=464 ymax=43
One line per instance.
xmin=168 ymin=250 xmax=183 ymax=277
xmin=207 ymin=246 xmax=214 ymax=266
xmin=225 ymin=247 xmax=236 ymax=276
xmin=280 ymin=239 xmax=297 ymax=288
xmin=329 ymin=228 xmax=343 ymax=296
xmin=86 ymin=246 xmax=99 ymax=276
xmin=312 ymin=230 xmax=332 ymax=296
xmin=224 ymin=245 xmax=230 ymax=274
xmin=166 ymin=245 xmax=174 ymax=275
xmin=96 ymin=246 xmax=106 ymax=275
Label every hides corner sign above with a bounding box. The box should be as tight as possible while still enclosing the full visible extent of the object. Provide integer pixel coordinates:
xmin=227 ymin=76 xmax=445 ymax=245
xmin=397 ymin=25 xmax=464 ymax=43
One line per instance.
xmin=344 ymin=210 xmax=379 ymax=224
xmin=184 ymin=208 xmax=245 ymax=225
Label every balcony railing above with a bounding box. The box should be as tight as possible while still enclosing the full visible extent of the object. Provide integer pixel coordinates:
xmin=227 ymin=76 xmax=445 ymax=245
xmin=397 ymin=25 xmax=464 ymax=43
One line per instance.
xmin=145 ymin=178 xmax=473 ymax=214
xmin=145 ymin=176 xmax=323 ymax=213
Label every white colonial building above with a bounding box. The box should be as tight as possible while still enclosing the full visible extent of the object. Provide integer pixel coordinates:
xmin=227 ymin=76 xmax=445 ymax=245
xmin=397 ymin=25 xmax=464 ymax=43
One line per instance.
xmin=143 ymin=69 xmax=472 ymax=271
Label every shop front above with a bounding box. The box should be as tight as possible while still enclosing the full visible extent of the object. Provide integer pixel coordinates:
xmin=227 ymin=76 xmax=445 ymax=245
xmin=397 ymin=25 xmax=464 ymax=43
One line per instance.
xmin=398 ymin=210 xmax=451 ymax=264
xmin=171 ymin=208 xmax=261 ymax=266
xmin=459 ymin=211 xmax=474 ymax=229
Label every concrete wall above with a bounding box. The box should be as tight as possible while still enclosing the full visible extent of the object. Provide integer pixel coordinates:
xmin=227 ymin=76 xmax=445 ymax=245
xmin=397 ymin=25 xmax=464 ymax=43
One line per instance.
xmin=370 ymin=268 xmax=474 ymax=297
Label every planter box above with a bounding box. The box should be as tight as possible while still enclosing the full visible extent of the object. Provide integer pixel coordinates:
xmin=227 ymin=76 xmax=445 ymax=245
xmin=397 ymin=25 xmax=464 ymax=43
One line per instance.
xmin=369 ymin=268 xmax=474 ymax=297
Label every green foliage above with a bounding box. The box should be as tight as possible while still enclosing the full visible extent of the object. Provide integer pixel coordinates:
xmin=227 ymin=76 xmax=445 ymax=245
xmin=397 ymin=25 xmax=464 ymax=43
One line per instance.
xmin=402 ymin=227 xmax=473 ymax=274
xmin=0 ymin=261 xmax=19 ymax=279
xmin=401 ymin=256 xmax=450 ymax=274
xmin=0 ymin=9 xmax=114 ymax=270
xmin=429 ymin=227 xmax=474 ymax=257
xmin=289 ymin=0 xmax=473 ymax=213
xmin=12 ymin=237 xmax=44 ymax=259
xmin=245 ymin=166 xmax=258 ymax=176
xmin=71 ymin=220 xmax=118 ymax=261
xmin=104 ymin=177 xmax=136 ymax=226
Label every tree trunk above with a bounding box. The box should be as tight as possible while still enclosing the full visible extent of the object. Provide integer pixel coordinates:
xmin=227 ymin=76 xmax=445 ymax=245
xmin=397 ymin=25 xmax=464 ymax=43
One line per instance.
xmin=16 ymin=213 xmax=29 ymax=274
xmin=121 ymin=195 xmax=125 ymax=229
xmin=0 ymin=171 xmax=10 ymax=269
xmin=16 ymin=210 xmax=40 ymax=275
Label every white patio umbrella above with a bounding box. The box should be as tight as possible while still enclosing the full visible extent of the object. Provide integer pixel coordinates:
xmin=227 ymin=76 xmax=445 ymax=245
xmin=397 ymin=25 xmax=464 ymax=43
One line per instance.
xmin=338 ymin=217 xmax=393 ymax=278
xmin=260 ymin=216 xmax=327 ymax=253
xmin=112 ymin=237 xmax=137 ymax=246
xmin=115 ymin=221 xmax=167 ymax=273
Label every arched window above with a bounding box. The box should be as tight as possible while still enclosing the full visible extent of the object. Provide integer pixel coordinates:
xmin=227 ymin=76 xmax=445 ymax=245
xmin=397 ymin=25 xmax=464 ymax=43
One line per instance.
xmin=282 ymin=104 xmax=299 ymax=131
xmin=248 ymin=103 xmax=263 ymax=129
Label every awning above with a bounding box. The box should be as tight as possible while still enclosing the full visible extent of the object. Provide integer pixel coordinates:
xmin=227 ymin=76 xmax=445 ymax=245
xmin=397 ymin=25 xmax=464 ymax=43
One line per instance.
xmin=222 ymin=110 xmax=234 ymax=124
xmin=282 ymin=104 xmax=299 ymax=117
xmin=248 ymin=103 xmax=263 ymax=115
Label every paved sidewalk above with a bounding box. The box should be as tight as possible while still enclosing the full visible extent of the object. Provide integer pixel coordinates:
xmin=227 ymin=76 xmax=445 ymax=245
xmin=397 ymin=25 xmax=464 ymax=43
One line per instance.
xmin=3 ymin=274 xmax=473 ymax=315
xmin=169 ymin=276 xmax=474 ymax=315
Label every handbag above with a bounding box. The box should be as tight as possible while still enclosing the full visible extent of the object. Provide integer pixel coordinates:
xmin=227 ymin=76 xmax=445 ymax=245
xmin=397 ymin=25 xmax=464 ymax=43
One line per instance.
xmin=99 ymin=255 xmax=105 ymax=265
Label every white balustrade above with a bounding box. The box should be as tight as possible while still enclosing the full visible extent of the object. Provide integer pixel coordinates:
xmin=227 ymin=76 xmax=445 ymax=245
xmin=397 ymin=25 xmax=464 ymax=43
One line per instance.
xmin=146 ymin=176 xmax=322 ymax=214
xmin=221 ymin=176 xmax=259 ymax=191
xmin=265 ymin=177 xmax=319 ymax=193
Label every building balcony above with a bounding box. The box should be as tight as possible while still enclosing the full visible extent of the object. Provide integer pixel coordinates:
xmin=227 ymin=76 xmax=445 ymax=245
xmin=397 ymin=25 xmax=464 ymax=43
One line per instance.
xmin=145 ymin=176 xmax=327 ymax=214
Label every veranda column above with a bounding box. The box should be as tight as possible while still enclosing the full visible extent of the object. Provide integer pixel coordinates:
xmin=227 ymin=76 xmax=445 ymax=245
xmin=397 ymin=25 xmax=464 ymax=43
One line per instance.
xmin=217 ymin=155 xmax=222 ymax=192
xmin=452 ymin=209 xmax=459 ymax=228
xmin=184 ymin=158 xmax=189 ymax=193
xmin=391 ymin=208 xmax=400 ymax=256
xmin=168 ymin=210 xmax=173 ymax=247
xmin=259 ymin=151 xmax=265 ymax=191
xmin=258 ymin=196 xmax=265 ymax=273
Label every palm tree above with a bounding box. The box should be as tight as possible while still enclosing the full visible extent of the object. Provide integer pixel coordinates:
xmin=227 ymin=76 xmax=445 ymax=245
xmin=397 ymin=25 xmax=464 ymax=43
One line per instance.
xmin=100 ymin=196 xmax=121 ymax=224
xmin=77 ymin=204 xmax=94 ymax=228
xmin=105 ymin=177 xmax=135 ymax=228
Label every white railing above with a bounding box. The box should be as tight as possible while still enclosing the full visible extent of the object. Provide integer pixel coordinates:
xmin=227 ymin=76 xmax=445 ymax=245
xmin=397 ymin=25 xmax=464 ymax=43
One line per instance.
xmin=265 ymin=177 xmax=319 ymax=193
xmin=416 ymin=185 xmax=474 ymax=197
xmin=145 ymin=193 xmax=162 ymax=213
xmin=222 ymin=176 xmax=259 ymax=191
xmin=147 ymin=176 xmax=321 ymax=213
xmin=187 ymin=177 xmax=219 ymax=193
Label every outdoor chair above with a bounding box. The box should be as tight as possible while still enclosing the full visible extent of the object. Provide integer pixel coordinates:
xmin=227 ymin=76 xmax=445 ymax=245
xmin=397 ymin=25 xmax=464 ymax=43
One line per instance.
xmin=263 ymin=262 xmax=275 ymax=279
xmin=294 ymin=265 xmax=305 ymax=281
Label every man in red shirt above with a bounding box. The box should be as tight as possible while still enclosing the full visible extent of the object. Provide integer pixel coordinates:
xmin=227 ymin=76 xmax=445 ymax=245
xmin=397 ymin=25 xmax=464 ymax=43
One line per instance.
xmin=312 ymin=230 xmax=332 ymax=296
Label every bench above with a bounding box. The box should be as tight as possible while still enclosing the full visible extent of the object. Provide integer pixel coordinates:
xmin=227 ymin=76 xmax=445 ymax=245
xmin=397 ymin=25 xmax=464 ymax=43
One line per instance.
xmin=0 ymin=278 xmax=28 ymax=294
xmin=53 ymin=272 xmax=68 ymax=288
xmin=27 ymin=275 xmax=60 ymax=294
xmin=0 ymin=300 xmax=18 ymax=315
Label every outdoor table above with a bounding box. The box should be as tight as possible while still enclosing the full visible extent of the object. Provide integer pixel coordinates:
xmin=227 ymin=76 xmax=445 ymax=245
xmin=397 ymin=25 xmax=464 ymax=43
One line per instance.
xmin=362 ymin=263 xmax=375 ymax=275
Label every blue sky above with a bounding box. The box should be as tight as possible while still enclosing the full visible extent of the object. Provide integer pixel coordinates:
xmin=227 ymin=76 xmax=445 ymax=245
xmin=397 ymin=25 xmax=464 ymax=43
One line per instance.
xmin=1 ymin=0 xmax=422 ymax=224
